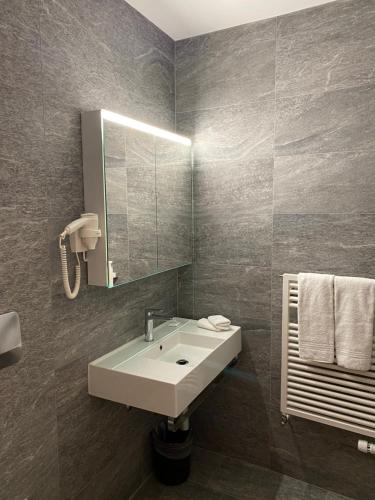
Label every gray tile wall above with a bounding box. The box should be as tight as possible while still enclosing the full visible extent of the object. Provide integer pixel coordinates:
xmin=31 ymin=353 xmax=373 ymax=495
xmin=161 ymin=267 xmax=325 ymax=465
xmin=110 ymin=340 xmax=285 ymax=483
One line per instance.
xmin=176 ymin=0 xmax=375 ymax=497
xmin=0 ymin=0 xmax=176 ymax=498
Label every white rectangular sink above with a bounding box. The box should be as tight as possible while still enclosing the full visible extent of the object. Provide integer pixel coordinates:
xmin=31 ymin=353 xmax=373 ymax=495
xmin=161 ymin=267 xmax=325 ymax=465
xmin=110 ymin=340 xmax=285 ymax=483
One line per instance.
xmin=88 ymin=318 xmax=241 ymax=417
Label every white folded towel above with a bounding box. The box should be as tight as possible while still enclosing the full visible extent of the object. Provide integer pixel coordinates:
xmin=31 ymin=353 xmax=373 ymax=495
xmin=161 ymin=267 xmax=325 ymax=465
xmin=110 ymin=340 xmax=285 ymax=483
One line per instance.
xmin=298 ymin=273 xmax=335 ymax=363
xmin=208 ymin=315 xmax=231 ymax=331
xmin=334 ymin=276 xmax=375 ymax=371
xmin=197 ymin=318 xmax=220 ymax=332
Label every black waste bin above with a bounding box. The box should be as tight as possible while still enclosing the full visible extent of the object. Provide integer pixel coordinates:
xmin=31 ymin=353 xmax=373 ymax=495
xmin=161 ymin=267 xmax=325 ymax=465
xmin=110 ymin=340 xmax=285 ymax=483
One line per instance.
xmin=151 ymin=421 xmax=193 ymax=485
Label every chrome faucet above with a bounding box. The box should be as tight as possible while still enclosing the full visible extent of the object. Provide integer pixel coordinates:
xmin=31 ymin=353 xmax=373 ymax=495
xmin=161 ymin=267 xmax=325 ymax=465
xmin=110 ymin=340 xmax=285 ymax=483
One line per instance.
xmin=144 ymin=308 xmax=172 ymax=342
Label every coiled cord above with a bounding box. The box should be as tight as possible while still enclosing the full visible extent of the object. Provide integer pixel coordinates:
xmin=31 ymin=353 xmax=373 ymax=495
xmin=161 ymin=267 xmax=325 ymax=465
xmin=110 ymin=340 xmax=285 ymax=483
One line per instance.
xmin=59 ymin=234 xmax=81 ymax=299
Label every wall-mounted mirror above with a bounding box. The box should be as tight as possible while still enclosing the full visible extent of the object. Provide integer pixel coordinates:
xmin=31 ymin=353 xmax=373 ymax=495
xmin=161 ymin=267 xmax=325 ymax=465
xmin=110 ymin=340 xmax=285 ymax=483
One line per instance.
xmin=81 ymin=110 xmax=192 ymax=288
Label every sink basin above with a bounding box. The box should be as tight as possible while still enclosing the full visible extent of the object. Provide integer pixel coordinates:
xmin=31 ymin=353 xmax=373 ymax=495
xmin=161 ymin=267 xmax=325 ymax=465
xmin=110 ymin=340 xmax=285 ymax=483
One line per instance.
xmin=88 ymin=318 xmax=241 ymax=417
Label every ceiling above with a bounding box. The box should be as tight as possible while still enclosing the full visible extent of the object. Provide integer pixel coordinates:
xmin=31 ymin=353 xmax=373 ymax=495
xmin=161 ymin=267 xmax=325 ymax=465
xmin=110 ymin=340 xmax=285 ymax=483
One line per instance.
xmin=126 ymin=0 xmax=336 ymax=40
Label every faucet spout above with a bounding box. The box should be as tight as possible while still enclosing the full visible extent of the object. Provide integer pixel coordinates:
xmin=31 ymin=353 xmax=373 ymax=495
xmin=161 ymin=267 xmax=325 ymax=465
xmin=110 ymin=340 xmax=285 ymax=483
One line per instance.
xmin=144 ymin=308 xmax=172 ymax=342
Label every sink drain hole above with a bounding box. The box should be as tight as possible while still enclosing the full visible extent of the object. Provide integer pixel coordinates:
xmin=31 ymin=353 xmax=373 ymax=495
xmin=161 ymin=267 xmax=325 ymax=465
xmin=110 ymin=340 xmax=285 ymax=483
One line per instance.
xmin=176 ymin=359 xmax=189 ymax=365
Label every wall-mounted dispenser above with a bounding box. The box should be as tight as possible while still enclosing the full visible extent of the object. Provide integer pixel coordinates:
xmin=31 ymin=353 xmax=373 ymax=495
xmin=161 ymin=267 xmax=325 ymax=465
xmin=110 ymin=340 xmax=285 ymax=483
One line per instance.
xmin=58 ymin=213 xmax=101 ymax=299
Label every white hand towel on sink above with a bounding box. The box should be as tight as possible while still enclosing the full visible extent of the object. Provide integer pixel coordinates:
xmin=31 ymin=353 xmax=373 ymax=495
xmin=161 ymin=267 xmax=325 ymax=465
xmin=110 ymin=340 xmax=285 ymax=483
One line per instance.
xmin=298 ymin=273 xmax=335 ymax=363
xmin=208 ymin=315 xmax=231 ymax=331
xmin=197 ymin=318 xmax=220 ymax=332
xmin=334 ymin=276 xmax=375 ymax=371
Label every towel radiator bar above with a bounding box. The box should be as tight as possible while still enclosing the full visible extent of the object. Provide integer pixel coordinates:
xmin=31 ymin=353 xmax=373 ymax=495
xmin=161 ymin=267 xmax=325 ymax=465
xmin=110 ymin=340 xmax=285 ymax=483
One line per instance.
xmin=281 ymin=273 xmax=375 ymax=438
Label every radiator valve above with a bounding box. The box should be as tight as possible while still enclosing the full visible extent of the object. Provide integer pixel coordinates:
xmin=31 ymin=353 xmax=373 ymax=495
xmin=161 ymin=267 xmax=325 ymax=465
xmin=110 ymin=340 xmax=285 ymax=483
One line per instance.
xmin=358 ymin=439 xmax=375 ymax=455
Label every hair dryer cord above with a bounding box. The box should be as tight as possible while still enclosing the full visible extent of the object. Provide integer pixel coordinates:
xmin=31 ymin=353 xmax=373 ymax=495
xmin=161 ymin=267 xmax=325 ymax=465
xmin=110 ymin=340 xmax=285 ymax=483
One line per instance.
xmin=59 ymin=235 xmax=81 ymax=300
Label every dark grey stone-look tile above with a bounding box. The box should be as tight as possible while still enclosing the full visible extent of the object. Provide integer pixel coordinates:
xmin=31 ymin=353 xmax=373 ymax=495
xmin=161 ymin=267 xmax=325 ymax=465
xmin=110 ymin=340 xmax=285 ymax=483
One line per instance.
xmin=157 ymin=218 xmax=193 ymax=268
xmin=0 ymin=0 xmax=42 ymax=92
xmin=156 ymin=160 xmax=193 ymax=268
xmin=194 ymin=263 xmax=271 ymax=329
xmin=132 ymin=44 xmax=175 ymax=122
xmin=0 ymin=85 xmax=43 ymax=163
xmin=40 ymin=0 xmax=122 ymax=106
xmin=277 ymin=0 xmax=375 ymax=42
xmin=105 ymin=167 xmax=128 ymax=214
xmin=0 ymin=214 xmax=50 ymax=319
xmin=78 ymin=446 xmax=150 ymax=500
xmin=0 ymin=382 xmax=59 ymax=500
xmin=189 ymin=446 xmax=225 ymax=487
xmin=176 ymin=20 xmax=275 ymax=111
xmin=156 ymin=136 xmax=191 ymax=166
xmin=194 ymin=158 xmax=273 ymax=217
xmin=276 ymin=0 xmax=375 ymax=97
xmin=273 ymin=214 xmax=375 ymax=275
xmin=133 ymin=476 xmax=235 ymax=500
xmin=269 ymin=410 xmax=370 ymax=499
xmin=40 ymin=0 xmax=174 ymax=136
xmin=1 ymin=0 xmax=178 ymax=498
xmin=47 ymin=164 xmax=84 ymax=220
xmin=275 ymin=86 xmax=375 ymax=155
xmin=156 ymin=165 xmax=192 ymax=214
xmin=55 ymin=356 xmax=159 ymax=499
xmin=50 ymin=267 xmax=163 ymax=368
xmin=126 ymin=128 xmax=155 ymax=168
xmin=0 ymin=158 xmax=48 ymax=217
xmin=128 ymin=216 xmax=157 ymax=262
xmin=177 ymin=265 xmax=194 ymax=319
xmin=177 ymin=98 xmax=274 ymax=163
xmin=196 ymin=211 xmax=272 ymax=267
xmin=127 ymin=166 xmax=157 ymax=262
xmin=194 ymin=381 xmax=271 ymax=469
xmin=202 ymin=446 xmax=354 ymax=500
xmin=206 ymin=455 xmax=283 ymax=499
xmin=128 ymin=258 xmax=158 ymax=282
xmin=104 ymin=121 xmax=126 ymax=166
xmin=276 ymin=31 xmax=375 ymax=98
xmin=274 ymin=152 xmax=375 ymax=214
xmin=107 ymin=214 xmax=129 ymax=281
xmin=238 ymin=329 xmax=271 ymax=379
xmin=127 ymin=166 xmax=156 ymax=218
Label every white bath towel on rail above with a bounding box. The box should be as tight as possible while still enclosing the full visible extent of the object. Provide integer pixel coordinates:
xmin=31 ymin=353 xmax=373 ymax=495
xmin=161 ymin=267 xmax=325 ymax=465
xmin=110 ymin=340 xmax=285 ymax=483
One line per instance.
xmin=334 ymin=276 xmax=375 ymax=371
xmin=298 ymin=273 xmax=335 ymax=363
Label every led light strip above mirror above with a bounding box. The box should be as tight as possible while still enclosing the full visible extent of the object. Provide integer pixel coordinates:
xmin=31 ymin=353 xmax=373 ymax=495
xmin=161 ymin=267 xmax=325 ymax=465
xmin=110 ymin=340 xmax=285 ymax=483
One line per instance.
xmin=101 ymin=109 xmax=191 ymax=146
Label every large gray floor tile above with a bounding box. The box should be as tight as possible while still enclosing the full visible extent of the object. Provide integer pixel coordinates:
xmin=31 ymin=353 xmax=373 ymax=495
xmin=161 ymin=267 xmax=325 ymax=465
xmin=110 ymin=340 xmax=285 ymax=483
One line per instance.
xmin=132 ymin=476 xmax=235 ymax=499
xmin=132 ymin=449 xmax=354 ymax=500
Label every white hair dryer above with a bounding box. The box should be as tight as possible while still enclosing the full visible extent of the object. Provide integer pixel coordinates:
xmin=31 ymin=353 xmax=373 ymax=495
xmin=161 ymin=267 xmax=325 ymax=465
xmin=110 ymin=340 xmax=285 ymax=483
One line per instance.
xmin=58 ymin=213 xmax=101 ymax=299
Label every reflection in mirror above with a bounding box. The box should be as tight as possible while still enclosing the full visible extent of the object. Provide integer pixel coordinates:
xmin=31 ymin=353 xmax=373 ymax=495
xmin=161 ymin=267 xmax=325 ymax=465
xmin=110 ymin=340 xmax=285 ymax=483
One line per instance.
xmin=103 ymin=117 xmax=192 ymax=287
xmin=156 ymin=138 xmax=192 ymax=272
xmin=103 ymin=121 xmax=128 ymax=282
xmin=126 ymin=128 xmax=157 ymax=281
